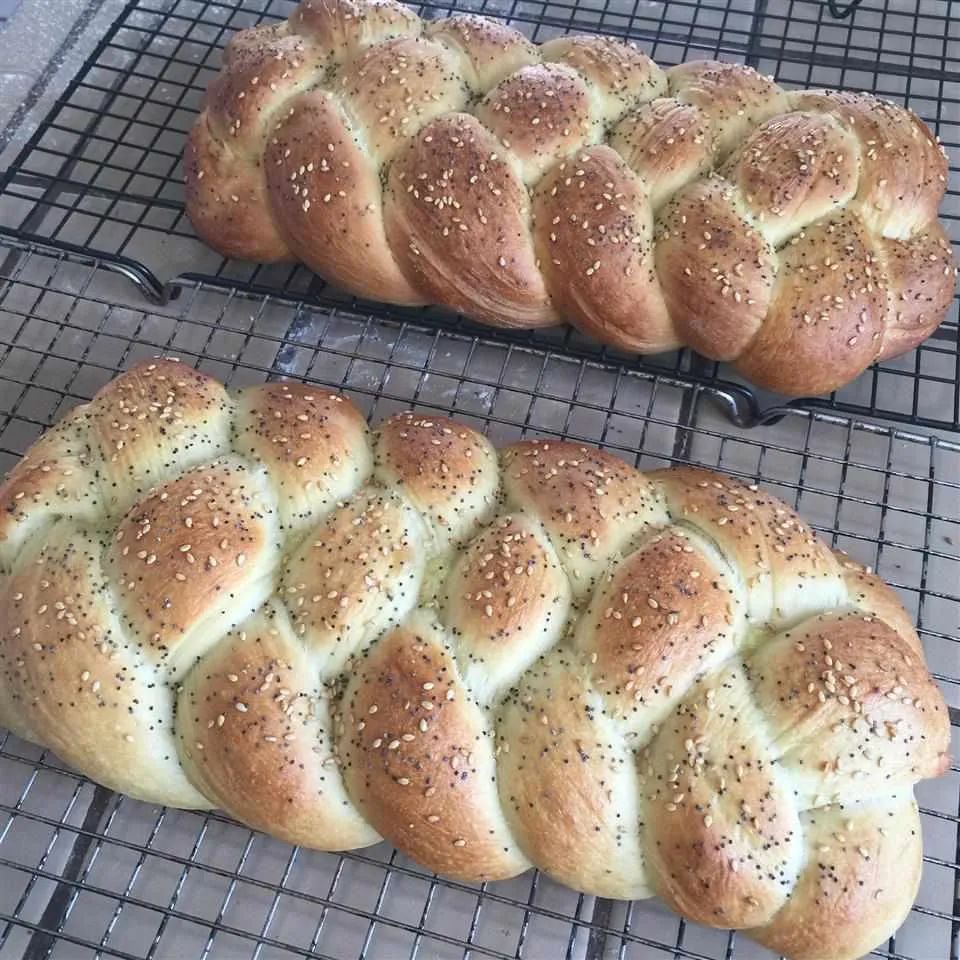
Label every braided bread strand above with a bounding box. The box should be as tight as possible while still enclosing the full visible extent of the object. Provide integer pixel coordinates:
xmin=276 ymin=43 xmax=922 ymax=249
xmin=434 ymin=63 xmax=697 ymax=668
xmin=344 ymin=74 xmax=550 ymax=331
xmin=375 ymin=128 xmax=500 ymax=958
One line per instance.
xmin=184 ymin=0 xmax=957 ymax=397
xmin=0 ymin=359 xmax=949 ymax=960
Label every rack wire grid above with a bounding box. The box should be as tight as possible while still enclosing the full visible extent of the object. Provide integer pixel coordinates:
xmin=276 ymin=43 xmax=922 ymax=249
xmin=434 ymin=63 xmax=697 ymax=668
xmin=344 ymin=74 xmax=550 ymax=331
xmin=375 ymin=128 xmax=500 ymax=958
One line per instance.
xmin=0 ymin=0 xmax=957 ymax=432
xmin=0 ymin=239 xmax=957 ymax=960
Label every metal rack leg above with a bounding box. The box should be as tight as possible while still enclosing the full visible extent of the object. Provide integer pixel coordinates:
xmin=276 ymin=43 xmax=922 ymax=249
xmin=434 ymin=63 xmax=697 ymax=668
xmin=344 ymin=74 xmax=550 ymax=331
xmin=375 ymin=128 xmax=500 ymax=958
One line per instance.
xmin=23 ymin=785 xmax=114 ymax=960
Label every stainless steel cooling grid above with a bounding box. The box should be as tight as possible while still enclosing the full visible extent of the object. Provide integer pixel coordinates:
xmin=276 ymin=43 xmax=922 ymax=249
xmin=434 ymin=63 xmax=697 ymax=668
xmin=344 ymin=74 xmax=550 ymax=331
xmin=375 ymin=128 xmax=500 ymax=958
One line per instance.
xmin=0 ymin=242 xmax=957 ymax=960
xmin=0 ymin=0 xmax=957 ymax=430
xmin=0 ymin=0 xmax=958 ymax=958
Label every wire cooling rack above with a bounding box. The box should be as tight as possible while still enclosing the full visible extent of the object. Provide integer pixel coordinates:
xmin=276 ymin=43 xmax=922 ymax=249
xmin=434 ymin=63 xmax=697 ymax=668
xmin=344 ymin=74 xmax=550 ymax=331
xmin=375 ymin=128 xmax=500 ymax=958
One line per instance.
xmin=0 ymin=240 xmax=957 ymax=960
xmin=0 ymin=0 xmax=957 ymax=432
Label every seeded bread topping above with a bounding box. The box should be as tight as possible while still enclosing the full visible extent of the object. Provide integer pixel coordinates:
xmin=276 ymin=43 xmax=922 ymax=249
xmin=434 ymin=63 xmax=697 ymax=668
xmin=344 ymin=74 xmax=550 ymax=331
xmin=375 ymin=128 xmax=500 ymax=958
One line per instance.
xmin=185 ymin=0 xmax=956 ymax=397
xmin=0 ymin=359 xmax=949 ymax=960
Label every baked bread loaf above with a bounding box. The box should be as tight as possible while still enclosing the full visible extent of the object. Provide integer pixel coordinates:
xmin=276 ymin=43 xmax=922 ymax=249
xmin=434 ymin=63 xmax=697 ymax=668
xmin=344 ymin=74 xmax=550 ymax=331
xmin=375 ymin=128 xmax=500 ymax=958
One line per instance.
xmin=0 ymin=358 xmax=949 ymax=959
xmin=184 ymin=0 xmax=957 ymax=398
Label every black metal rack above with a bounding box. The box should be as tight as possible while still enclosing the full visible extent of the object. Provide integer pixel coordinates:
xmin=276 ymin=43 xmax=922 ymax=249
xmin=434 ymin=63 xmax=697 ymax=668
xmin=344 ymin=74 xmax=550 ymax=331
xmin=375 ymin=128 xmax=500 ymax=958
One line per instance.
xmin=0 ymin=0 xmax=956 ymax=431
xmin=0 ymin=241 xmax=957 ymax=960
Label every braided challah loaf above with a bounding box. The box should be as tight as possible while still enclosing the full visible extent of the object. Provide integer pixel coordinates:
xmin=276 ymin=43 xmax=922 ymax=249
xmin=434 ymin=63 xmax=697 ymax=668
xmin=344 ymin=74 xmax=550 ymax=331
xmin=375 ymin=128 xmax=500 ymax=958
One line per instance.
xmin=184 ymin=0 xmax=957 ymax=397
xmin=0 ymin=359 xmax=949 ymax=959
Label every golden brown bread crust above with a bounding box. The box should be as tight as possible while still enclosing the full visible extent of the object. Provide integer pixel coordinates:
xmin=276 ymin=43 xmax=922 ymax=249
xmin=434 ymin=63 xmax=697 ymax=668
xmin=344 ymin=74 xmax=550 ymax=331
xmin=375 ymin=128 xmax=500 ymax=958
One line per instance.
xmin=185 ymin=118 xmax=294 ymax=262
xmin=176 ymin=604 xmax=380 ymax=849
xmin=609 ymin=97 xmax=714 ymax=210
xmin=667 ymin=60 xmax=789 ymax=158
xmin=576 ymin=527 xmax=741 ymax=727
xmin=749 ymin=612 xmax=951 ymax=803
xmin=338 ymin=36 xmax=468 ymax=166
xmin=540 ymin=36 xmax=666 ymax=121
xmin=734 ymin=211 xmax=889 ymax=396
xmin=443 ymin=512 xmax=570 ymax=702
xmin=262 ymin=90 xmax=426 ymax=304
xmin=876 ymin=222 xmax=956 ymax=361
xmin=384 ymin=113 xmax=558 ymax=328
xmin=185 ymin=0 xmax=957 ymax=398
xmin=498 ymin=649 xmax=651 ymax=899
xmin=0 ymin=521 xmax=209 ymax=807
xmin=281 ymin=488 xmax=424 ymax=673
xmin=788 ymin=90 xmax=948 ymax=240
xmin=644 ymin=663 xmax=804 ymax=928
xmin=185 ymin=24 xmax=323 ymax=262
xmin=0 ymin=359 xmax=234 ymax=565
xmin=89 ymin=359 xmax=234 ymax=514
xmin=650 ymin=466 xmax=846 ymax=630
xmin=720 ymin=111 xmax=859 ymax=246
xmin=532 ymin=146 xmax=678 ymax=352
xmin=108 ymin=457 xmax=279 ymax=677
xmin=291 ymin=0 xmax=421 ymax=60
xmin=426 ymin=15 xmax=538 ymax=92
xmin=655 ymin=175 xmax=777 ymax=360
xmin=476 ymin=63 xmax=596 ymax=184
xmin=0 ymin=407 xmax=99 ymax=567
xmin=373 ymin=411 xmax=500 ymax=550
xmin=751 ymin=795 xmax=923 ymax=960
xmin=232 ymin=382 xmax=372 ymax=534
xmin=500 ymin=439 xmax=668 ymax=594
xmin=338 ymin=617 xmax=530 ymax=881
xmin=839 ymin=553 xmax=923 ymax=653
xmin=203 ymin=30 xmax=322 ymax=153
xmin=0 ymin=358 xmax=951 ymax=960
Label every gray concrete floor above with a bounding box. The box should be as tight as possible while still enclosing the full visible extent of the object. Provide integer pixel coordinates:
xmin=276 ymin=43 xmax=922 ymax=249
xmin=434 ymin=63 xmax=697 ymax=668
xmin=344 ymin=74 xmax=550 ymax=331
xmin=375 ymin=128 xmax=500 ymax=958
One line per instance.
xmin=0 ymin=0 xmax=127 ymax=161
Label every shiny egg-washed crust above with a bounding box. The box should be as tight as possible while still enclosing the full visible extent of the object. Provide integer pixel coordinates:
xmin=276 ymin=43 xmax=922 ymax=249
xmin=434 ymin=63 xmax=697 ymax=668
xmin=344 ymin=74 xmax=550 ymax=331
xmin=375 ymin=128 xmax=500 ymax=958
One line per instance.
xmin=185 ymin=0 xmax=957 ymax=398
xmin=0 ymin=359 xmax=950 ymax=960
